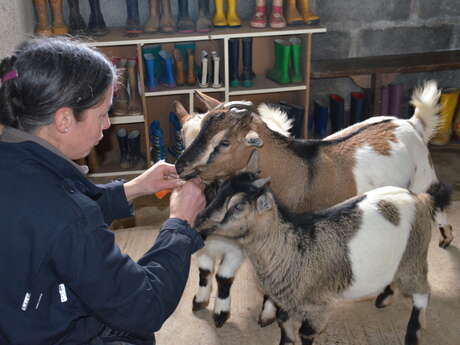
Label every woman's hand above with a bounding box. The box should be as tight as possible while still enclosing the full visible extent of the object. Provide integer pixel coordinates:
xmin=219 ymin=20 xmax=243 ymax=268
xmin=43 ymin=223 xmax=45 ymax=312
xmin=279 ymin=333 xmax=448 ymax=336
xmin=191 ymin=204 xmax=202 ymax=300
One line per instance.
xmin=169 ymin=178 xmax=206 ymax=226
xmin=123 ymin=161 xmax=185 ymax=202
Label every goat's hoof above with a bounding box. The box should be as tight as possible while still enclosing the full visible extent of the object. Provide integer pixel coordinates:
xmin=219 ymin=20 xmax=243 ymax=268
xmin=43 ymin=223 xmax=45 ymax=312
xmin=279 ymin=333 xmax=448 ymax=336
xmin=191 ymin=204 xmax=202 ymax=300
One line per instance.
xmin=438 ymin=238 xmax=452 ymax=249
xmin=375 ymin=288 xmax=394 ymax=308
xmin=213 ymin=311 xmax=230 ymax=328
xmin=192 ymin=296 xmax=209 ymax=312
xmin=258 ymin=316 xmax=276 ymax=328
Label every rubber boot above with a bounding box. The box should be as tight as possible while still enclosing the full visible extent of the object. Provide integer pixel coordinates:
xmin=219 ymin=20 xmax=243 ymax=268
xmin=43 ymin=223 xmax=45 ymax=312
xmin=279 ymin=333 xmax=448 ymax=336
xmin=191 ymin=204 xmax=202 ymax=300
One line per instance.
xmin=298 ymin=0 xmax=320 ymax=25
xmin=143 ymin=44 xmax=162 ymax=80
xmin=173 ymin=49 xmax=185 ymax=86
xmin=127 ymin=59 xmax=143 ymax=115
xmin=159 ymin=0 xmax=176 ymax=33
xmin=187 ymin=49 xmax=196 ymax=85
xmin=453 ymin=100 xmax=460 ymax=141
xmin=267 ymin=39 xmax=291 ymax=84
xmin=33 ymin=0 xmax=52 ymax=36
xmin=168 ymin=112 xmax=185 ymax=160
xmin=279 ymin=101 xmax=305 ymax=138
xmin=213 ymin=0 xmax=228 ymax=27
xmin=388 ymin=83 xmax=403 ymax=117
xmin=49 ymin=0 xmax=69 ymax=35
xmin=116 ymin=128 xmax=130 ymax=169
xmin=159 ymin=50 xmax=176 ymax=88
xmin=250 ymin=0 xmax=267 ymax=28
xmin=286 ymin=0 xmax=304 ymax=26
xmin=312 ymin=100 xmax=328 ymax=138
xmin=143 ymin=53 xmax=158 ymax=92
xmin=269 ymin=0 xmax=286 ymax=29
xmin=199 ymin=50 xmax=209 ymax=88
xmin=149 ymin=120 xmax=166 ymax=163
xmin=241 ymin=38 xmax=254 ymax=88
xmin=379 ymin=85 xmax=389 ymax=116
xmin=125 ymin=0 xmax=143 ymax=37
xmin=112 ymin=58 xmax=129 ymax=116
xmin=197 ymin=0 xmax=213 ymax=33
xmin=329 ymin=94 xmax=345 ymax=133
xmin=211 ymin=51 xmax=222 ymax=88
xmin=350 ymin=92 xmax=365 ymax=125
xmin=177 ymin=0 xmax=195 ymax=33
xmin=88 ymin=0 xmax=108 ymax=36
xmin=68 ymin=0 xmax=87 ymax=36
xmin=431 ymin=88 xmax=460 ymax=145
xmin=144 ymin=0 xmax=160 ymax=33
xmin=229 ymin=39 xmax=240 ymax=87
xmin=175 ymin=42 xmax=196 ymax=73
xmin=289 ymin=37 xmax=302 ymax=83
xmin=128 ymin=129 xmax=144 ymax=169
xmin=227 ymin=0 xmax=241 ymax=28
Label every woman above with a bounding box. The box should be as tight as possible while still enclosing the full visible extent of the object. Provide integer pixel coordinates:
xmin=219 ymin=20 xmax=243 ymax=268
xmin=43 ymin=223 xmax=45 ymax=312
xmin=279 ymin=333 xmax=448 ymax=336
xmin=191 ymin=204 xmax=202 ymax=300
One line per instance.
xmin=0 ymin=37 xmax=205 ymax=345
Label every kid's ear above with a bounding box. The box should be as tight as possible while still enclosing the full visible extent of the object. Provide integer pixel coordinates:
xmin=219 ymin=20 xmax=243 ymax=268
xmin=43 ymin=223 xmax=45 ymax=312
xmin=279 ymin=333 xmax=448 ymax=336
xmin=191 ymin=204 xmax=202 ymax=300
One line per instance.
xmin=256 ymin=194 xmax=272 ymax=213
xmin=174 ymin=101 xmax=192 ymax=125
xmin=243 ymin=130 xmax=263 ymax=147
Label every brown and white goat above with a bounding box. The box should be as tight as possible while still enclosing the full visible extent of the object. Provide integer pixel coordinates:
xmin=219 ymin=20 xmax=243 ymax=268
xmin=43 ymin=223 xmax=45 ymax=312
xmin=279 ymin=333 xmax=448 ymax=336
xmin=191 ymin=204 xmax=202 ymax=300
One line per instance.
xmin=175 ymin=81 xmax=453 ymax=327
xmin=194 ymin=153 xmax=452 ymax=345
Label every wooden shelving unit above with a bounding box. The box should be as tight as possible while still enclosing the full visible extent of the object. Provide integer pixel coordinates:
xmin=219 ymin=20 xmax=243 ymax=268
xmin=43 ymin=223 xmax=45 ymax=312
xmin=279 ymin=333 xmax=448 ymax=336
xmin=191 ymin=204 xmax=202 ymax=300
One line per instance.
xmin=86 ymin=24 xmax=326 ymax=177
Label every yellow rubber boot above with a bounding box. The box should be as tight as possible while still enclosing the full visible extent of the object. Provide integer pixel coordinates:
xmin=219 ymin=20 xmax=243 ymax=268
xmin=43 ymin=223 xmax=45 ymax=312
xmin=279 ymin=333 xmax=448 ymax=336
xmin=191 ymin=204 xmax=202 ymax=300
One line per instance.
xmin=286 ymin=0 xmax=304 ymax=26
xmin=431 ymin=88 xmax=460 ymax=145
xmin=298 ymin=0 xmax=320 ymax=25
xmin=227 ymin=0 xmax=241 ymax=27
xmin=213 ymin=0 xmax=228 ymax=27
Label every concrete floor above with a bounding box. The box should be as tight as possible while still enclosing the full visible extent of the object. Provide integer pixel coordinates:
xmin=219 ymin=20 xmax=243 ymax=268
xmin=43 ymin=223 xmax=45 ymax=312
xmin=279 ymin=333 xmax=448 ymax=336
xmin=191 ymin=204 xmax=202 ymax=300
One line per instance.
xmin=113 ymin=149 xmax=460 ymax=345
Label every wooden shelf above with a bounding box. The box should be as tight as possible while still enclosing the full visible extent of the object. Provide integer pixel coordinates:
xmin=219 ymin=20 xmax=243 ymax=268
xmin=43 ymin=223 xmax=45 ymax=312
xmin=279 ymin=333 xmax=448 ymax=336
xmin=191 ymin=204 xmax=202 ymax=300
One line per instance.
xmin=429 ymin=139 xmax=460 ymax=152
xmin=229 ymin=75 xmax=306 ymax=96
xmin=109 ymin=115 xmax=144 ymax=124
xmin=145 ymin=86 xmax=225 ymax=97
xmin=86 ymin=24 xmax=326 ymax=47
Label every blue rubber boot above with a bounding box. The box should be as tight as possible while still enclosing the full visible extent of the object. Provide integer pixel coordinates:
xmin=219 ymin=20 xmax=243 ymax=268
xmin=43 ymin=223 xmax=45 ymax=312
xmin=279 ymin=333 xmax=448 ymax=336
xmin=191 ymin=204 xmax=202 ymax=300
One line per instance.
xmin=149 ymin=120 xmax=166 ymax=163
xmin=125 ymin=0 xmax=142 ymax=36
xmin=229 ymin=39 xmax=240 ymax=87
xmin=313 ymin=101 xmax=329 ymax=138
xmin=177 ymin=0 xmax=195 ymax=33
xmin=350 ymin=92 xmax=365 ymax=125
xmin=142 ymin=44 xmax=162 ymax=79
xmin=159 ymin=50 xmax=176 ymax=88
xmin=242 ymin=37 xmax=254 ymax=88
xmin=329 ymin=94 xmax=345 ymax=133
xmin=168 ymin=112 xmax=185 ymax=160
xmin=143 ymin=53 xmax=158 ymax=92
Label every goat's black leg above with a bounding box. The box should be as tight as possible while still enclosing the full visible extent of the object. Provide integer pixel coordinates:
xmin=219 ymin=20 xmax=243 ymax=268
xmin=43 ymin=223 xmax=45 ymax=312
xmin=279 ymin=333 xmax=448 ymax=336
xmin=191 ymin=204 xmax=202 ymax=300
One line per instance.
xmin=299 ymin=317 xmax=317 ymax=345
xmin=404 ymin=293 xmax=429 ymax=345
xmin=192 ymin=267 xmax=212 ymax=311
xmin=375 ymin=283 xmax=395 ymax=308
xmin=277 ymin=308 xmax=296 ymax=345
xmin=213 ymin=275 xmax=234 ymax=327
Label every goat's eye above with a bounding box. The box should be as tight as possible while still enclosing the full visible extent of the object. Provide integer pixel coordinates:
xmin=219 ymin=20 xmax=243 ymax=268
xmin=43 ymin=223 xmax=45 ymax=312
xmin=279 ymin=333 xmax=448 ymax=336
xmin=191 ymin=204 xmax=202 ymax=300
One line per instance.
xmin=233 ymin=203 xmax=245 ymax=212
xmin=220 ymin=140 xmax=230 ymax=147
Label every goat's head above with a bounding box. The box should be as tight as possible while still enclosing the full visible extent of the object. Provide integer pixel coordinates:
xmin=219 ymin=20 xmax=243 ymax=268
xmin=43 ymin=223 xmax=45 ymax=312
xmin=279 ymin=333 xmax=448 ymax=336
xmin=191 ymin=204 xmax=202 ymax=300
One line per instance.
xmin=175 ymin=92 xmax=264 ymax=182
xmin=194 ymin=150 xmax=273 ymax=239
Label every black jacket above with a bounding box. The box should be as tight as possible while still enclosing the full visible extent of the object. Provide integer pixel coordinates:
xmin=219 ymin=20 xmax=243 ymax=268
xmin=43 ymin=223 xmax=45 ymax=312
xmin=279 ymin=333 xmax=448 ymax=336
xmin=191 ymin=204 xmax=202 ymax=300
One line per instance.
xmin=0 ymin=138 xmax=204 ymax=345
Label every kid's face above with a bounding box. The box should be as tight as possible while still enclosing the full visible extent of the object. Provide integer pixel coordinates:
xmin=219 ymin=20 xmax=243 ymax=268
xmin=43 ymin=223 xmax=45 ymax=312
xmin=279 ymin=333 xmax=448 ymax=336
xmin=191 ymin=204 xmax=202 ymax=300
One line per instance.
xmin=69 ymin=86 xmax=113 ymax=160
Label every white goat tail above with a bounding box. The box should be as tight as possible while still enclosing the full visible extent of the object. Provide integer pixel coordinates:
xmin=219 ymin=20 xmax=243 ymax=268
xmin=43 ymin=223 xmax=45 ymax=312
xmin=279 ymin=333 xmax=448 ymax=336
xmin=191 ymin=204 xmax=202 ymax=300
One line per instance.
xmin=257 ymin=103 xmax=293 ymax=137
xmin=410 ymin=80 xmax=441 ymax=143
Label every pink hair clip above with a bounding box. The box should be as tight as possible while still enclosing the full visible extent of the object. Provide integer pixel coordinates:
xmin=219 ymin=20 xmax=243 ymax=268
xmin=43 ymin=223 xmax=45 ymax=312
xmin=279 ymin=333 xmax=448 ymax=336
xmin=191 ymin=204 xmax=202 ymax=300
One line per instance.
xmin=0 ymin=70 xmax=18 ymax=86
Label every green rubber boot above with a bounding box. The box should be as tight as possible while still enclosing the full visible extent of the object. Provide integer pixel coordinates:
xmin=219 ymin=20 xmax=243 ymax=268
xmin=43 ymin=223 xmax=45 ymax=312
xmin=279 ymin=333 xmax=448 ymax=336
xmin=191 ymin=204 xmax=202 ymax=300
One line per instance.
xmin=267 ymin=39 xmax=291 ymax=84
xmin=289 ymin=37 xmax=302 ymax=83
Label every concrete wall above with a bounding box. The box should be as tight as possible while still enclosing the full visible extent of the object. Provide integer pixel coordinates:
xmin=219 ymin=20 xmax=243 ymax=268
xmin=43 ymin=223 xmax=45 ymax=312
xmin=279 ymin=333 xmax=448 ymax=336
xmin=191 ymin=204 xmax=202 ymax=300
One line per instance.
xmin=0 ymin=0 xmax=34 ymax=57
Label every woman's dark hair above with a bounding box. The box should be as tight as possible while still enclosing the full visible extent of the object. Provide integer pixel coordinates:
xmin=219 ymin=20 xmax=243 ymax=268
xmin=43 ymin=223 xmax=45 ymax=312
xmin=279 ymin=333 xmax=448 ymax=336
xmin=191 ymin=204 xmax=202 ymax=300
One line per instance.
xmin=0 ymin=37 xmax=116 ymax=132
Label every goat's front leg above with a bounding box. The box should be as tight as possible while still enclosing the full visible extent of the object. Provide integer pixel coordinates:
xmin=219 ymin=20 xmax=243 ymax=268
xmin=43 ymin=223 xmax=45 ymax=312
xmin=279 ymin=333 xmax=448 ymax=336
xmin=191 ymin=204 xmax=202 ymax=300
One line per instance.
xmin=193 ymin=253 xmax=214 ymax=311
xmin=404 ymin=292 xmax=430 ymax=345
xmin=213 ymin=248 xmax=244 ymax=327
xmin=259 ymin=295 xmax=278 ymax=327
xmin=276 ymin=309 xmax=302 ymax=345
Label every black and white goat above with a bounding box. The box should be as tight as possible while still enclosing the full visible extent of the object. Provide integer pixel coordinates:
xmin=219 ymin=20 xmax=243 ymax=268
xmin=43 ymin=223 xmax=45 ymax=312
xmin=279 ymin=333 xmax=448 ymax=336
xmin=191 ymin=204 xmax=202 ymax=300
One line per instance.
xmin=194 ymin=151 xmax=452 ymax=345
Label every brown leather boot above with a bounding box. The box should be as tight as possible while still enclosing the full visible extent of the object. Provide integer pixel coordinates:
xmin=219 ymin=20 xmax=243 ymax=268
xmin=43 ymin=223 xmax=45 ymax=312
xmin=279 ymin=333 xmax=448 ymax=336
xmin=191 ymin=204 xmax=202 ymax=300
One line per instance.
xmin=144 ymin=0 xmax=160 ymax=33
xmin=33 ymin=0 xmax=52 ymax=36
xmin=174 ymin=49 xmax=186 ymax=86
xmin=49 ymin=0 xmax=69 ymax=35
xmin=112 ymin=58 xmax=129 ymax=116
xmin=160 ymin=0 xmax=176 ymax=33
xmin=187 ymin=49 xmax=196 ymax=85
xmin=127 ymin=59 xmax=143 ymax=116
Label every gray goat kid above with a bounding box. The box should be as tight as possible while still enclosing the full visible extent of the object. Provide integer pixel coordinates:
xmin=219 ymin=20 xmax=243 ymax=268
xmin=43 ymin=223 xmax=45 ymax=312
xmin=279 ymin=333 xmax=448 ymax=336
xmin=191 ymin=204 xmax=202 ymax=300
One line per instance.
xmin=175 ymin=82 xmax=452 ymax=327
xmin=194 ymin=151 xmax=452 ymax=345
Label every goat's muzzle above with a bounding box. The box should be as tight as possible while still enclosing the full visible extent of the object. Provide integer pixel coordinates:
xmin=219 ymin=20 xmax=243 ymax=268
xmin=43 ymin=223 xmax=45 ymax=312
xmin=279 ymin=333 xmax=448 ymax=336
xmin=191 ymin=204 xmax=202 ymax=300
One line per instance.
xmin=175 ymin=161 xmax=199 ymax=180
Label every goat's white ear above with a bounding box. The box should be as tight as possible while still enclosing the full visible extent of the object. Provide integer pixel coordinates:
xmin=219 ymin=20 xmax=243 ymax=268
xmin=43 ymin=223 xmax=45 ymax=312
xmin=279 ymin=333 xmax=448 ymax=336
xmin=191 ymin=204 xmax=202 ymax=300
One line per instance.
xmin=243 ymin=130 xmax=264 ymax=147
xmin=256 ymin=193 xmax=272 ymax=213
xmin=174 ymin=101 xmax=192 ymax=125
xmin=253 ymin=176 xmax=271 ymax=189
xmin=244 ymin=150 xmax=260 ymax=174
xmin=195 ymin=91 xmax=222 ymax=110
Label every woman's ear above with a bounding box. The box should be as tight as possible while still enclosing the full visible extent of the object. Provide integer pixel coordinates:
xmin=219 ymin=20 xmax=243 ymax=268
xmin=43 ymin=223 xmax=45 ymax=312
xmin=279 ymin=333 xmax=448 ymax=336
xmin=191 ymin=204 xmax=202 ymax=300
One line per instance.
xmin=54 ymin=107 xmax=75 ymax=134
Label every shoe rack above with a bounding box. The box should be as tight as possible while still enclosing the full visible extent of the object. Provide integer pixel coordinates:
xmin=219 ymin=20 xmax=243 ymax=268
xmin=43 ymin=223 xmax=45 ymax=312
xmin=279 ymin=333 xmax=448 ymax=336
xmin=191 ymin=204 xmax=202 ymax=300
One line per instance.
xmin=86 ymin=23 xmax=326 ymax=177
